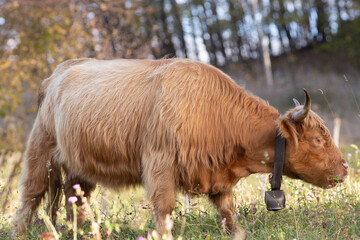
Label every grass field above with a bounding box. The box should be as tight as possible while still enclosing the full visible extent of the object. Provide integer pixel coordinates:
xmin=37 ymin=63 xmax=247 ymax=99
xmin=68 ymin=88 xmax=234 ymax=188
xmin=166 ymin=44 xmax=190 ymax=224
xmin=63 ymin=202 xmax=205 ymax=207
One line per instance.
xmin=0 ymin=146 xmax=359 ymax=240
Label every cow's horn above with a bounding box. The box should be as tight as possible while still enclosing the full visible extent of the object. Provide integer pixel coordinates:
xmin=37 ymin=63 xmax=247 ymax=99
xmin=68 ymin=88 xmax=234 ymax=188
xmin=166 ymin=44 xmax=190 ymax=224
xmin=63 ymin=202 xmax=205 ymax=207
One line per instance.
xmin=292 ymin=89 xmax=311 ymax=122
xmin=293 ymin=98 xmax=301 ymax=107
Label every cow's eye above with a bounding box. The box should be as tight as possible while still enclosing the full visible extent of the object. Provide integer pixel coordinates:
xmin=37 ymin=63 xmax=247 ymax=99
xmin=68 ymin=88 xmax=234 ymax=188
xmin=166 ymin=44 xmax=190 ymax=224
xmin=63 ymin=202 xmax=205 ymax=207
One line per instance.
xmin=316 ymin=137 xmax=323 ymax=143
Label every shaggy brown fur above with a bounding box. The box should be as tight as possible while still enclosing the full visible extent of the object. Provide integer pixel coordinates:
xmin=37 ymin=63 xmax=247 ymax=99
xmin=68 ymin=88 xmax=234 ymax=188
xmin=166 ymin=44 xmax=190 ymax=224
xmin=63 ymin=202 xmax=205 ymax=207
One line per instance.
xmin=14 ymin=58 xmax=348 ymax=235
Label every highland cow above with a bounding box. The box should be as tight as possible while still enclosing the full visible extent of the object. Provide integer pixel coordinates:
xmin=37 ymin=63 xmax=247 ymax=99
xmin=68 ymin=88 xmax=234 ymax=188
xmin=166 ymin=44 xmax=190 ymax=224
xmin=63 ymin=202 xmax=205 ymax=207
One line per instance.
xmin=14 ymin=58 xmax=348 ymax=234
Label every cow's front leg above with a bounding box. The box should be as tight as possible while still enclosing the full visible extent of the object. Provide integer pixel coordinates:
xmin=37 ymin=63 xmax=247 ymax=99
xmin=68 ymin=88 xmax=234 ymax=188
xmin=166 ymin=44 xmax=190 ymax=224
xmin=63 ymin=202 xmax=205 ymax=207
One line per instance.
xmin=142 ymin=152 xmax=176 ymax=236
xmin=151 ymin=185 xmax=176 ymax=236
xmin=209 ymin=190 xmax=234 ymax=233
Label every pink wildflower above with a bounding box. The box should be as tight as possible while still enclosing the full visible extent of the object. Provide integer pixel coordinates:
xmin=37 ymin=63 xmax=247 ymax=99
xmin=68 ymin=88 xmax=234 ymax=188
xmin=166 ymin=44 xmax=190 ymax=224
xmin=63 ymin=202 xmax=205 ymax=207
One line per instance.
xmin=68 ymin=196 xmax=78 ymax=203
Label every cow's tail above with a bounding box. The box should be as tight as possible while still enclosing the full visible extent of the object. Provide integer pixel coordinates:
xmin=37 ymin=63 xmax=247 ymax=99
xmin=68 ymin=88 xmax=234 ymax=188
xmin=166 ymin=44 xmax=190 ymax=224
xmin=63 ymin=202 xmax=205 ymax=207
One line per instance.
xmin=37 ymin=86 xmax=46 ymax=110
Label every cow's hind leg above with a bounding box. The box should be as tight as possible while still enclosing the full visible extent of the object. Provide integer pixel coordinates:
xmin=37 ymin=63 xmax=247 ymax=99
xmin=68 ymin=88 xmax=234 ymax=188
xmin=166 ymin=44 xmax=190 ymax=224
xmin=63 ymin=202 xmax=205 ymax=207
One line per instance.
xmin=209 ymin=190 xmax=235 ymax=233
xmin=46 ymin=162 xmax=63 ymax=224
xmin=13 ymin=121 xmax=57 ymax=233
xmin=63 ymin=170 xmax=96 ymax=227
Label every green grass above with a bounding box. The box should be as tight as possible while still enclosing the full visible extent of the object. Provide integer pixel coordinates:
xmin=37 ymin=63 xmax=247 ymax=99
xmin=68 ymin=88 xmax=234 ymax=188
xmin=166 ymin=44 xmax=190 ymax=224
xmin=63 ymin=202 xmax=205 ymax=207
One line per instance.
xmin=1 ymin=146 xmax=360 ymax=239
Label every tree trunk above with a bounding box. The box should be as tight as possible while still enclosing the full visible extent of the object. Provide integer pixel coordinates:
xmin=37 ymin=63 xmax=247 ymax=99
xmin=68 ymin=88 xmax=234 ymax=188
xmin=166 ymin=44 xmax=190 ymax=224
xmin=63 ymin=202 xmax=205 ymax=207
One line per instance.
xmin=210 ymin=0 xmax=227 ymax=63
xmin=187 ymin=4 xmax=200 ymax=60
xmin=314 ymin=0 xmax=329 ymax=42
xmin=336 ymin=0 xmax=344 ymax=26
xmin=143 ymin=2 xmax=159 ymax=58
xmin=301 ymin=0 xmax=312 ymax=43
xmin=159 ymin=0 xmax=176 ymax=57
xmin=228 ymin=0 xmax=244 ymax=62
xmin=252 ymin=0 xmax=274 ymax=87
xmin=278 ymin=0 xmax=295 ymax=51
xmin=169 ymin=0 xmax=188 ymax=58
xmin=199 ymin=2 xmax=218 ymax=65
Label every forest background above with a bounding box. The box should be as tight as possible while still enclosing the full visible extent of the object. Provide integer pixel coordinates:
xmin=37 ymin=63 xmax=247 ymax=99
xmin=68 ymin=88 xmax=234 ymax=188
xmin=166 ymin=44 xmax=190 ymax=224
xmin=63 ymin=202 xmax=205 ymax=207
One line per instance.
xmin=0 ymin=0 xmax=359 ymax=167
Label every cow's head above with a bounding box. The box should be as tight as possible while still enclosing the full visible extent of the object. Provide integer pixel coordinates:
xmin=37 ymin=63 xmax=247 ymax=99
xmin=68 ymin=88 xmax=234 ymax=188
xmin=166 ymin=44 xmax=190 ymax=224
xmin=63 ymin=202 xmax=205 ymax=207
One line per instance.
xmin=277 ymin=89 xmax=348 ymax=188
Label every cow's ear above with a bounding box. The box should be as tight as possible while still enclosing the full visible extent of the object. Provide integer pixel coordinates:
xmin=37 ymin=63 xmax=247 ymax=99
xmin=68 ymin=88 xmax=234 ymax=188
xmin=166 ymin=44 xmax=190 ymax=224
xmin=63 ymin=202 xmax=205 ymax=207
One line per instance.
xmin=277 ymin=117 xmax=299 ymax=148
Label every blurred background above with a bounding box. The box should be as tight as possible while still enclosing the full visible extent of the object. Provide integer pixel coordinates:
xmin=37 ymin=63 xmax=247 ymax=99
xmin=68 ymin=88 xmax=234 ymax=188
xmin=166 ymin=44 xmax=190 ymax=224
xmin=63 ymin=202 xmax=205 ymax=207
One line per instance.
xmin=0 ymin=0 xmax=359 ymax=157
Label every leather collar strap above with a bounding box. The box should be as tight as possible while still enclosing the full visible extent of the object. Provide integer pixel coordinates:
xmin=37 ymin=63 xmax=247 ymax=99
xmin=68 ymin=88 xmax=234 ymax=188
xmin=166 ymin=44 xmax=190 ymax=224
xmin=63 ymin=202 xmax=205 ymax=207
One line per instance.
xmin=270 ymin=129 xmax=286 ymax=190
